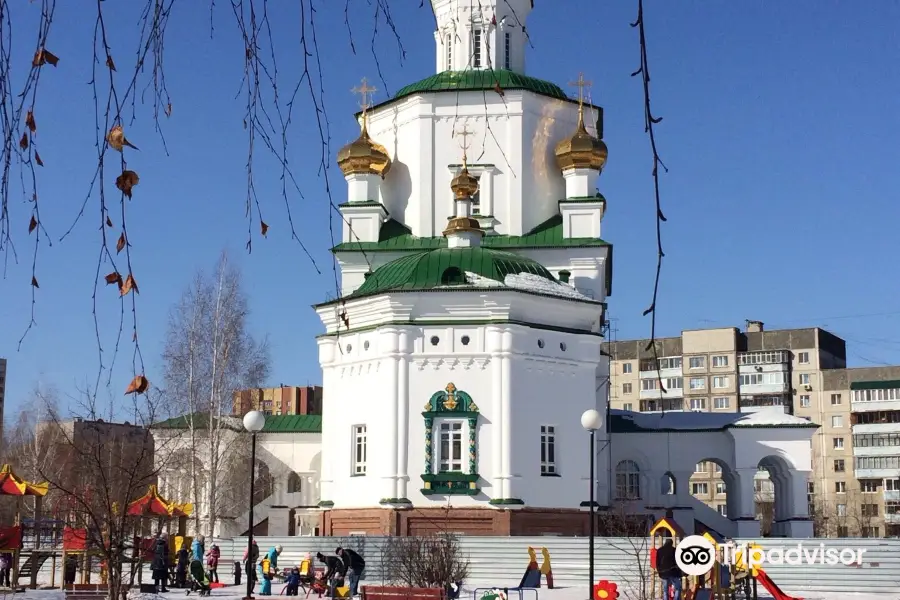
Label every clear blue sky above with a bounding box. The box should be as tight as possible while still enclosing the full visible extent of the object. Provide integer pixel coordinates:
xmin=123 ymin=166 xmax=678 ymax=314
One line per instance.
xmin=2 ymin=1 xmax=899 ymax=420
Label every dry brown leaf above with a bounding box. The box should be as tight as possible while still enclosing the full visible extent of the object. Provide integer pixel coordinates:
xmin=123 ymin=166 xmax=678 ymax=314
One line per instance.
xmin=106 ymin=55 xmax=116 ymax=71
xmin=260 ymin=221 xmax=269 ymax=236
xmin=19 ymin=133 xmax=28 ymax=150
xmin=28 ymin=215 xmax=37 ymax=233
xmin=165 ymin=103 xmax=172 ymax=117
xmin=116 ymin=233 xmax=126 ymax=253
xmin=34 ymin=151 xmax=43 ymax=167
xmin=32 ymin=49 xmax=59 ymax=67
xmin=31 ymin=276 xmax=39 ymax=288
xmin=106 ymin=216 xmax=114 ymax=228
xmin=124 ymin=375 xmax=150 ymax=395
xmin=25 ymin=111 xmax=36 ymax=133
xmin=106 ymin=125 xmax=139 ymax=152
xmin=115 ymin=170 xmax=139 ymax=198
xmin=104 ymin=272 xmax=122 ymax=286
xmin=119 ymin=273 xmax=138 ymax=296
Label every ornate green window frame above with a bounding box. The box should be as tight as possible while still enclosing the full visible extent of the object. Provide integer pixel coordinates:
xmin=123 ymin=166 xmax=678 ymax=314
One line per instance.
xmin=421 ymin=382 xmax=480 ymax=496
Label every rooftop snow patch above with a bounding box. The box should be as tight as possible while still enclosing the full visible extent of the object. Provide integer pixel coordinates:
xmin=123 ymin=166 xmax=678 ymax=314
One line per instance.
xmin=609 ymin=409 xmax=819 ymax=433
xmin=462 ymin=271 xmax=594 ymax=301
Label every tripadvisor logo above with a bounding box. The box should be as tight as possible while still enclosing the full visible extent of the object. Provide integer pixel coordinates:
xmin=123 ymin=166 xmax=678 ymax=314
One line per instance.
xmin=674 ymin=535 xmax=866 ymax=577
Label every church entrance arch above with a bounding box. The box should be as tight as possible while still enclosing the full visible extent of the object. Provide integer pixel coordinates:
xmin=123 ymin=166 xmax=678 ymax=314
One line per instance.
xmin=757 ymin=454 xmax=792 ymax=537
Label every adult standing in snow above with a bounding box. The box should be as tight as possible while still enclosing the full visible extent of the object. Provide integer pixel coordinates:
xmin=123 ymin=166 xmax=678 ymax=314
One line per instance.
xmin=151 ymin=533 xmax=170 ymax=593
xmin=191 ymin=534 xmax=206 ymax=562
xmin=336 ymin=546 xmax=365 ymax=598
xmin=243 ymin=539 xmax=259 ymax=591
xmin=206 ymin=543 xmax=221 ymax=583
xmin=258 ymin=545 xmax=283 ymax=596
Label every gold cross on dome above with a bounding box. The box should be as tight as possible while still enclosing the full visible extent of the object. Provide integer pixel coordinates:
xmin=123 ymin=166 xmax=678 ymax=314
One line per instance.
xmin=351 ymin=77 xmax=377 ymax=114
xmin=569 ymin=72 xmax=592 ymax=109
xmin=455 ymin=124 xmax=474 ymax=164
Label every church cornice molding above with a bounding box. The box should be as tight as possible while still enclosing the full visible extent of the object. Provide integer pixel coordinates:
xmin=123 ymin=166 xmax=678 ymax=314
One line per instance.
xmin=412 ymin=356 xmax=491 ymax=371
xmin=316 ymin=317 xmax=603 ymax=339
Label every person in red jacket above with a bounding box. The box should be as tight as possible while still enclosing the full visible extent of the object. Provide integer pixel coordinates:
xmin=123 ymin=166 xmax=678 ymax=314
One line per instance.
xmin=206 ymin=544 xmax=221 ymax=583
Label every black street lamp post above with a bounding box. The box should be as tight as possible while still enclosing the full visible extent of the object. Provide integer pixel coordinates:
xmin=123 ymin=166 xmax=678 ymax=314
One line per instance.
xmin=581 ymin=409 xmax=603 ymax=600
xmin=243 ymin=410 xmax=266 ymax=600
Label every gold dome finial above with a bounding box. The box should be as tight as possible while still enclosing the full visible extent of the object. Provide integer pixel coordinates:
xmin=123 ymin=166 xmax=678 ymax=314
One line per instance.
xmin=337 ymin=77 xmax=392 ymax=178
xmin=554 ymin=72 xmax=608 ymax=172
xmin=445 ymin=123 xmax=482 ymax=239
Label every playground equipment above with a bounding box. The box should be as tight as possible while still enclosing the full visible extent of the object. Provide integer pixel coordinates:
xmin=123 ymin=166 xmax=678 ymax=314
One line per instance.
xmin=61 ymin=526 xmax=107 ymax=586
xmin=648 ymin=515 xmax=685 ymax=600
xmin=0 ymin=464 xmax=51 ymax=590
xmin=517 ymin=546 xmax=553 ymax=589
xmin=126 ymin=484 xmax=193 ymax=585
xmin=733 ymin=544 xmax=802 ymax=600
xmin=593 ymin=580 xmax=619 ymax=600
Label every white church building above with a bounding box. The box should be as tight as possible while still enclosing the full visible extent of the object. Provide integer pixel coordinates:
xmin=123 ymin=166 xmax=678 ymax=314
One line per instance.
xmin=312 ymin=0 xmax=818 ymax=538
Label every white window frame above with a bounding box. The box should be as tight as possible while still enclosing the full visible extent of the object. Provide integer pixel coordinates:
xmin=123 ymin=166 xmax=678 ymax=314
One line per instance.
xmin=641 ymin=378 xmax=657 ymax=391
xmin=622 ymin=382 xmax=632 ymax=394
xmin=622 ymin=403 xmax=633 ymax=411
xmin=714 ymin=397 xmax=729 ymax=409
xmin=622 ymin=362 xmax=633 ymax=374
xmin=689 ymin=356 xmax=705 ymax=369
xmin=716 ymin=504 xmax=727 ymax=516
xmin=695 ymin=461 xmax=706 ymax=473
xmin=836 ymin=504 xmax=847 ymax=516
xmin=712 ymin=355 xmax=729 ymax=368
xmin=834 ymin=459 xmax=845 ymax=473
xmin=352 ymin=425 xmax=367 ymax=475
xmin=835 ymin=481 xmax=846 ymax=494
xmin=666 ymin=377 xmax=683 ymax=389
xmin=831 ymin=415 xmax=844 ymax=428
xmin=692 ymin=482 xmax=709 ymax=495
xmin=798 ymin=351 xmax=810 ymax=364
xmin=472 ymin=28 xmax=482 ymax=68
xmin=690 ymin=397 xmax=707 ymax=410
xmin=831 ymin=393 xmax=842 ymax=405
xmin=540 ymin=425 xmax=557 ymax=475
xmin=833 ymin=437 xmax=844 ymax=450
xmin=437 ymin=419 xmax=466 ymax=473
xmin=713 ymin=376 xmax=728 ymax=389
xmin=715 ymin=482 xmax=727 ymax=495
xmin=800 ymin=394 xmax=811 ymax=407
xmin=614 ymin=460 xmax=641 ymax=500
xmin=689 ymin=377 xmax=705 ymax=390
xmin=800 ymin=373 xmax=811 ymax=385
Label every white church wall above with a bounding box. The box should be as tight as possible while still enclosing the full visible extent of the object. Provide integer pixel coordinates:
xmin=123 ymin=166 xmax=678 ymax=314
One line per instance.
xmin=262 ymin=436 xmax=322 ymax=509
xmin=523 ymin=248 xmax=610 ymax=303
xmin=507 ymin=333 xmax=604 ymax=509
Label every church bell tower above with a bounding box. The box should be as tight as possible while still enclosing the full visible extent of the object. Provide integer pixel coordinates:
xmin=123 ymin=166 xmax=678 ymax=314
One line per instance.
xmin=431 ymin=0 xmax=534 ymax=73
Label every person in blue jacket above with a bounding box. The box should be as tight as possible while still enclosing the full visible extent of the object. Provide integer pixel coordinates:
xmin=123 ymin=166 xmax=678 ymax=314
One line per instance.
xmin=191 ymin=535 xmax=206 ymax=562
xmin=258 ymin=545 xmax=283 ymax=596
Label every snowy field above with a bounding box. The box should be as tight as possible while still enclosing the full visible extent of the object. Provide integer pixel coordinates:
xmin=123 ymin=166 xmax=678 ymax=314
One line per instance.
xmin=6 ymin=582 xmax=898 ymax=600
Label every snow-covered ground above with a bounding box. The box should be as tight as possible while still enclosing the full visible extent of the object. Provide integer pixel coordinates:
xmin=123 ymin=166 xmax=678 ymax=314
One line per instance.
xmin=7 ymin=583 xmax=896 ymax=600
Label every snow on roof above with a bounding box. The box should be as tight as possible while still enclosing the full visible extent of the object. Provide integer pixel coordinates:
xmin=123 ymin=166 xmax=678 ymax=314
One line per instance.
xmin=609 ymin=408 xmax=818 ymax=433
xmin=463 ymin=271 xmax=595 ymax=301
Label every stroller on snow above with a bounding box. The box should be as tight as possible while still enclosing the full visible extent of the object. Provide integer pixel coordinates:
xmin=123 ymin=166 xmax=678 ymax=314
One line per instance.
xmin=187 ymin=559 xmax=212 ymax=596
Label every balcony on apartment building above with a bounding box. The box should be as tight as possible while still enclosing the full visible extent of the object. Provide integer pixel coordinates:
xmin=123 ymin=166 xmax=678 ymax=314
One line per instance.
xmin=851 ymin=383 xmax=900 ymax=414
xmin=737 ymin=350 xmax=790 ymax=397
xmin=639 ymin=377 xmax=684 ymax=400
xmin=640 ymin=398 xmax=685 ymax=412
xmin=739 ymin=394 xmax=792 ymax=414
xmin=639 ymin=357 xmax=683 ymax=379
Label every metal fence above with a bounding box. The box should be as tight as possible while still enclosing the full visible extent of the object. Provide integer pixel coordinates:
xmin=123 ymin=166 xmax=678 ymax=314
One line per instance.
xmin=208 ymin=536 xmax=900 ymax=596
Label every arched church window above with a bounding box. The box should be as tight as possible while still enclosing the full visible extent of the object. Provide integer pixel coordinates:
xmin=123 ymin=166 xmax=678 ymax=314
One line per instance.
xmin=287 ymin=472 xmax=302 ymax=494
xmin=615 ymin=460 xmax=642 ymax=500
xmin=441 ymin=267 xmax=465 ymax=285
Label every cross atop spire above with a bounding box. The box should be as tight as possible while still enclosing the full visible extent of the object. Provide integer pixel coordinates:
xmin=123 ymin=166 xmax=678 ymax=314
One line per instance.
xmin=569 ymin=72 xmax=592 ymax=122
xmin=455 ymin=123 xmax=474 ymax=167
xmin=351 ymin=77 xmax=377 ymax=126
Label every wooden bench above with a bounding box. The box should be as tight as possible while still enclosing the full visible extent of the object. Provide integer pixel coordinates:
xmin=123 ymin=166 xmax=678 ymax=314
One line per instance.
xmin=361 ymin=585 xmax=447 ymax=600
xmin=64 ymin=583 xmax=115 ymax=600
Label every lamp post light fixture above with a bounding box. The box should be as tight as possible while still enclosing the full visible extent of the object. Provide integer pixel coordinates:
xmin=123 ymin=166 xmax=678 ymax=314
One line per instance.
xmin=243 ymin=410 xmax=266 ymax=600
xmin=581 ymin=408 xmax=603 ymax=600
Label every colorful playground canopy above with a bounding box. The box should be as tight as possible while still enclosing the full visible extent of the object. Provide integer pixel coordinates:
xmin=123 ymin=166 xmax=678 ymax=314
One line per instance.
xmin=126 ymin=484 xmax=193 ymax=517
xmin=0 ymin=464 xmax=49 ymax=497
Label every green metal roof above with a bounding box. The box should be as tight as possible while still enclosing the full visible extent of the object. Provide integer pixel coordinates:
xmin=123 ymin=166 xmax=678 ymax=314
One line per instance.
xmin=332 ymin=214 xmax=610 ymax=253
xmin=152 ymin=412 xmax=321 ymax=434
xmin=850 ymin=379 xmax=900 ymax=391
xmin=351 ymin=246 xmax=554 ymax=297
xmin=394 ymin=69 xmax=567 ymax=102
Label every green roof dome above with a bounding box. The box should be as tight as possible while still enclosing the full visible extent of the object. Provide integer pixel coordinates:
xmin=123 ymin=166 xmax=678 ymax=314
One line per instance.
xmin=394 ymin=70 xmax=567 ymax=102
xmin=353 ymin=247 xmax=555 ymax=297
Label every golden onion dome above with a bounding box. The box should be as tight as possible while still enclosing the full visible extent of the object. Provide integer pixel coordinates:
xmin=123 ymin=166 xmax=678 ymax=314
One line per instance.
xmin=337 ymin=119 xmax=392 ymax=178
xmin=443 ymin=215 xmax=482 ymax=237
xmin=450 ymin=166 xmax=479 ymax=200
xmin=554 ymin=110 xmax=608 ymax=172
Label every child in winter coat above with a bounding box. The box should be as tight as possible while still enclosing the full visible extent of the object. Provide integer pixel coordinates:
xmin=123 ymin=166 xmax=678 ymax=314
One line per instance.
xmin=175 ymin=547 xmax=190 ymax=588
xmin=206 ymin=544 xmax=221 ymax=583
xmin=284 ymin=568 xmax=301 ymax=596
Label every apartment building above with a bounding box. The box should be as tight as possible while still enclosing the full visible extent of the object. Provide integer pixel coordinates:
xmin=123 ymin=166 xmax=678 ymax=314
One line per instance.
xmin=604 ymin=322 xmax=849 ymax=534
xmin=232 ymin=385 xmax=323 ymax=417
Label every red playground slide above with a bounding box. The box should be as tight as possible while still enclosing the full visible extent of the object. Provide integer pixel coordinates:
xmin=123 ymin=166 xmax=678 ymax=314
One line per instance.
xmin=755 ymin=568 xmax=802 ymax=600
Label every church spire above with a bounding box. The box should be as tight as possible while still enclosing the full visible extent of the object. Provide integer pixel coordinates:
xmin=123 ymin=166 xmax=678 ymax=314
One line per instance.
xmin=444 ymin=124 xmax=483 ymax=248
